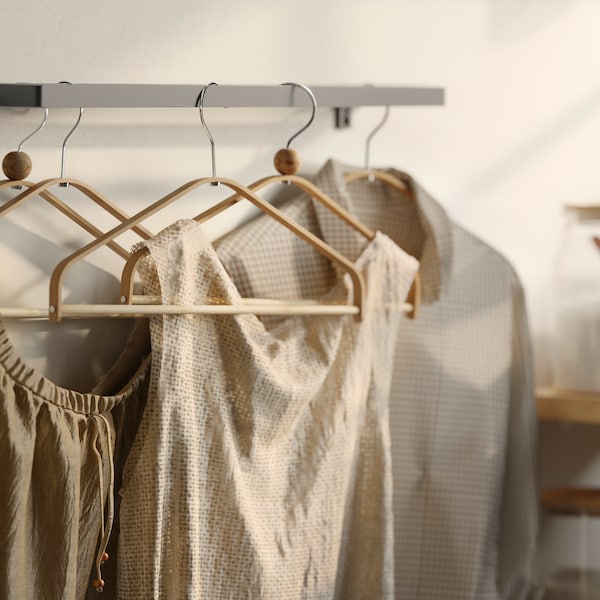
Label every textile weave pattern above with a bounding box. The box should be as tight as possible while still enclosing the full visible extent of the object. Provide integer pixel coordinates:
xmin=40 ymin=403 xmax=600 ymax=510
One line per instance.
xmin=214 ymin=159 xmax=541 ymax=599
xmin=0 ymin=325 xmax=149 ymax=600
xmin=117 ymin=219 xmax=418 ymax=599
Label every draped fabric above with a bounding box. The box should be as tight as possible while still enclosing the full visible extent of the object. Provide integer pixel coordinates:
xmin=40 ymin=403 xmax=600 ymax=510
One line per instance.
xmin=117 ymin=219 xmax=418 ymax=599
xmin=0 ymin=324 xmax=150 ymax=600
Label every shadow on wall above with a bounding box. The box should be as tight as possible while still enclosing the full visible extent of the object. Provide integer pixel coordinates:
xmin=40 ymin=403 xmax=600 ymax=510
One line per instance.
xmin=451 ymin=83 xmax=600 ymax=210
xmin=0 ymin=217 xmax=136 ymax=391
xmin=0 ymin=217 xmax=122 ymax=304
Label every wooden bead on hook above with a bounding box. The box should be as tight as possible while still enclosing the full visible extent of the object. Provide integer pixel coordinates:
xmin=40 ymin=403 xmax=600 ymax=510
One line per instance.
xmin=2 ymin=150 xmax=32 ymax=180
xmin=274 ymin=148 xmax=300 ymax=176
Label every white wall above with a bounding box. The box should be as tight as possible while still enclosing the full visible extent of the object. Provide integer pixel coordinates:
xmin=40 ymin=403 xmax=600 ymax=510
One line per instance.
xmin=1 ymin=0 xmax=599 ymax=591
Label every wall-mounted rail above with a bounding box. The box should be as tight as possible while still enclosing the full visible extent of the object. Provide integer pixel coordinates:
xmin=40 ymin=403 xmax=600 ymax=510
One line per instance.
xmin=0 ymin=83 xmax=444 ymax=109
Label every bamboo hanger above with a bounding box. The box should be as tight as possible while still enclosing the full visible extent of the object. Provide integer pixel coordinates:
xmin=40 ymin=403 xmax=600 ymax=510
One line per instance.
xmin=344 ymin=106 xmax=421 ymax=318
xmin=0 ymin=108 xmax=156 ymax=319
xmin=0 ymin=108 xmax=132 ymax=258
xmin=0 ymin=107 xmax=154 ymax=255
xmin=245 ymin=83 xmax=375 ymax=241
xmin=344 ymin=166 xmax=410 ymax=193
xmin=157 ymin=83 xmax=414 ymax=318
xmin=343 ymin=106 xmax=411 ymax=194
xmin=45 ymin=83 xmax=373 ymax=322
xmin=257 ymin=88 xmax=418 ymax=319
xmin=130 ymin=83 xmax=377 ymax=252
xmin=124 ymin=83 xmax=376 ymax=256
xmin=0 ymin=179 xmax=132 ymax=260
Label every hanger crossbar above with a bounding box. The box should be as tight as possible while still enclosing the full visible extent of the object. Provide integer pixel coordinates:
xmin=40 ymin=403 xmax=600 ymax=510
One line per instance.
xmin=0 ymin=298 xmax=418 ymax=319
xmin=0 ymin=303 xmax=362 ymax=319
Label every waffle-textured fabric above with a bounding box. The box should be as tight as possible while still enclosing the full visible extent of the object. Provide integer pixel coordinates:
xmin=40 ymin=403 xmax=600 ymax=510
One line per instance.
xmin=0 ymin=323 xmax=150 ymax=600
xmin=116 ymin=219 xmax=418 ymax=599
xmin=214 ymin=160 xmax=541 ymax=600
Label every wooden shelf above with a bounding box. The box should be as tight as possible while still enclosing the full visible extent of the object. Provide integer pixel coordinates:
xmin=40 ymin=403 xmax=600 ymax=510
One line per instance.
xmin=536 ymin=387 xmax=600 ymax=425
xmin=541 ymin=487 xmax=600 ymax=516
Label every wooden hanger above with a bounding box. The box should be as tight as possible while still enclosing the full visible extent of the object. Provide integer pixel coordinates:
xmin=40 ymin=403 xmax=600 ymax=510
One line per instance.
xmin=0 ymin=107 xmax=154 ymax=257
xmin=119 ymin=83 xmax=413 ymax=321
xmin=0 ymin=179 xmax=145 ymax=259
xmin=343 ymin=106 xmax=411 ymax=194
xmin=344 ymin=168 xmax=410 ymax=194
xmin=343 ymin=106 xmax=421 ymax=318
xmin=52 ymin=175 xmax=367 ymax=322
xmin=0 ymin=109 xmax=158 ymax=320
xmin=145 ymin=83 xmax=416 ymax=317
xmin=159 ymin=83 xmax=376 ymax=240
xmin=46 ymin=83 xmax=380 ymax=323
xmin=0 ymin=174 xmax=369 ymax=320
xmin=247 ymin=83 xmax=376 ymax=241
xmin=0 ymin=87 xmax=414 ymax=322
xmin=270 ymin=88 xmax=419 ymax=321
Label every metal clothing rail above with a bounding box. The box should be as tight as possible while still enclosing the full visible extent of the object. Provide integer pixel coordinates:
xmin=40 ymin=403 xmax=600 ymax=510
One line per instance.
xmin=0 ymin=83 xmax=444 ymax=109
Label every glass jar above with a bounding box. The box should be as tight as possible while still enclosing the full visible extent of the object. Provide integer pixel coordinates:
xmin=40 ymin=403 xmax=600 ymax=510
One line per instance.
xmin=553 ymin=205 xmax=600 ymax=392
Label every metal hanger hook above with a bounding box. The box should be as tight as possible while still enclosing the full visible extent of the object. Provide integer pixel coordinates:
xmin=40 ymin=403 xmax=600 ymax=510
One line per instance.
xmin=365 ymin=105 xmax=390 ymax=171
xmin=281 ymin=82 xmax=317 ymax=149
xmin=60 ymin=107 xmax=84 ymax=182
xmin=17 ymin=107 xmax=48 ymax=152
xmin=197 ymin=82 xmax=219 ymax=185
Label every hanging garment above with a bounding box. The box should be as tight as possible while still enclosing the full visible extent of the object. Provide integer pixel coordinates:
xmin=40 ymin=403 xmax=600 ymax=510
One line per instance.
xmin=214 ymin=159 xmax=541 ymax=600
xmin=86 ymin=320 xmax=151 ymax=600
xmin=117 ymin=219 xmax=418 ymax=599
xmin=0 ymin=323 xmax=150 ymax=600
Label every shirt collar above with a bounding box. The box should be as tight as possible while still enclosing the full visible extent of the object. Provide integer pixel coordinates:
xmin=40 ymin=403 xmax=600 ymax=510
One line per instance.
xmin=311 ymin=159 xmax=453 ymax=303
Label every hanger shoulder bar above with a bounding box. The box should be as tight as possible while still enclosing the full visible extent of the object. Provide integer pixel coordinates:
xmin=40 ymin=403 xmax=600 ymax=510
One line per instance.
xmin=0 ymin=84 xmax=444 ymax=109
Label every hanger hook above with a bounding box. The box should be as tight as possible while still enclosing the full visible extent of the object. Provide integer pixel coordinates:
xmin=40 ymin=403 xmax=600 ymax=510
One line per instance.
xmin=196 ymin=82 xmax=220 ymax=185
xmin=18 ymin=107 xmax=48 ymax=152
xmin=272 ymin=83 xmax=317 ymax=176
xmin=280 ymin=82 xmax=317 ymax=149
xmin=364 ymin=105 xmax=390 ymax=171
xmin=60 ymin=107 xmax=84 ymax=183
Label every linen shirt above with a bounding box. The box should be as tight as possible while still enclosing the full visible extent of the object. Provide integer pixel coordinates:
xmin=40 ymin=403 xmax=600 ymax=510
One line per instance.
xmin=214 ymin=159 xmax=541 ymax=600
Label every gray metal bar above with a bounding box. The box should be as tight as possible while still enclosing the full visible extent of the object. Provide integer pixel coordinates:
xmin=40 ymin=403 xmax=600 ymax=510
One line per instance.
xmin=0 ymin=83 xmax=444 ymax=109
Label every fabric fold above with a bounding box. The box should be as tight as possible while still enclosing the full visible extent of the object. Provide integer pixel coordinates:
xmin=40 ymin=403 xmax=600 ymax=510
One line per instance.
xmin=117 ymin=219 xmax=417 ymax=599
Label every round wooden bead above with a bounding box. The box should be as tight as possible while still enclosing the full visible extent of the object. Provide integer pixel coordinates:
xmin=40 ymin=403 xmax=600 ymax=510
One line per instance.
xmin=101 ymin=552 xmax=109 ymax=563
xmin=93 ymin=578 xmax=105 ymax=591
xmin=273 ymin=148 xmax=300 ymax=176
xmin=2 ymin=150 xmax=32 ymax=180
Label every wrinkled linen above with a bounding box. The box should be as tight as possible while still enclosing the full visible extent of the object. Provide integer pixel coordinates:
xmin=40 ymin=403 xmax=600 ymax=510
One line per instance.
xmin=0 ymin=324 xmax=150 ymax=600
xmin=117 ymin=219 xmax=418 ymax=599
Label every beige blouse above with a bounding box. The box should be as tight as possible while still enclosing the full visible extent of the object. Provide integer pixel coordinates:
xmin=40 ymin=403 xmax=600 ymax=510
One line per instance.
xmin=117 ymin=219 xmax=418 ymax=599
